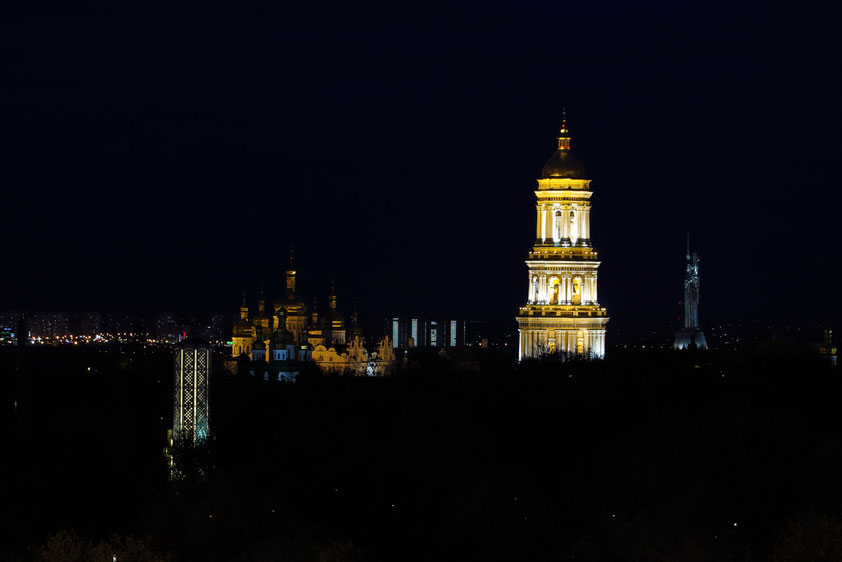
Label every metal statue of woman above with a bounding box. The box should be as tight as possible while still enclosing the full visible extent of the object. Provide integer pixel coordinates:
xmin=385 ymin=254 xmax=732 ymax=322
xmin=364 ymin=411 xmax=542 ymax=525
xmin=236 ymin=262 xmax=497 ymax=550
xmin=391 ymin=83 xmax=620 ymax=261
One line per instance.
xmin=674 ymin=234 xmax=708 ymax=350
xmin=683 ymin=239 xmax=701 ymax=330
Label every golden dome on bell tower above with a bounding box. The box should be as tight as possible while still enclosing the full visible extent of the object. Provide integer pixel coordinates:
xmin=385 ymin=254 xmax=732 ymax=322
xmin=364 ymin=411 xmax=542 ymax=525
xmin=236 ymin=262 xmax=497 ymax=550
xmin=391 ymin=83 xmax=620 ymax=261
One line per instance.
xmin=541 ymin=111 xmax=587 ymax=180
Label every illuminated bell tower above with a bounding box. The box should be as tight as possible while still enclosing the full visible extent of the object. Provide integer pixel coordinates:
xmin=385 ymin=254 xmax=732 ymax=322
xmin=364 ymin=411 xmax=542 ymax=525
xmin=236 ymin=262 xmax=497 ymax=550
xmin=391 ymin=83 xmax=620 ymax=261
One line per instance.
xmin=516 ymin=116 xmax=609 ymax=360
xmin=231 ymin=291 xmax=256 ymax=358
xmin=274 ymin=247 xmax=308 ymax=344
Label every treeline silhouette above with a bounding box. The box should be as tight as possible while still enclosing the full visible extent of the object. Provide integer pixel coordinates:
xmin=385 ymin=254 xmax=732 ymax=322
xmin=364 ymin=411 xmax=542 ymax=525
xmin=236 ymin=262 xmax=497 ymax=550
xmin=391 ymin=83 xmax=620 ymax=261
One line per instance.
xmin=2 ymin=342 xmax=842 ymax=560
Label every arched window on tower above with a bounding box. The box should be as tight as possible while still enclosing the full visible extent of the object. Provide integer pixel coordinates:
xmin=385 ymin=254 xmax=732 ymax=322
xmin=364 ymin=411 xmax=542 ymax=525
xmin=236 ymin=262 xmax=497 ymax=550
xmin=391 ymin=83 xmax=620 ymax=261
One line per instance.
xmin=572 ymin=277 xmax=582 ymax=305
xmin=569 ymin=209 xmax=577 ymax=243
xmin=554 ymin=210 xmax=563 ymax=243
xmin=549 ymin=277 xmax=560 ymax=305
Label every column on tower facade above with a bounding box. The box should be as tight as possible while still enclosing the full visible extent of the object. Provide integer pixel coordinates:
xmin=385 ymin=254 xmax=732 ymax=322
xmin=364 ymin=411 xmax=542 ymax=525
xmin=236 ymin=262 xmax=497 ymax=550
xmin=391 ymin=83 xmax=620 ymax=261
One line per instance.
xmin=544 ymin=205 xmax=552 ymax=242
xmin=583 ymin=208 xmax=591 ymax=243
xmin=546 ymin=209 xmax=551 ymax=242
xmin=544 ymin=206 xmax=552 ymax=241
xmin=526 ymin=272 xmax=535 ymax=304
xmin=592 ymin=274 xmax=598 ymax=304
xmin=581 ymin=276 xmax=589 ymax=304
xmin=565 ymin=273 xmax=573 ymax=304
xmin=561 ymin=206 xmax=569 ymax=241
xmin=593 ymin=331 xmax=605 ymax=357
xmin=536 ymin=206 xmax=542 ymax=241
xmin=557 ymin=274 xmax=564 ymax=304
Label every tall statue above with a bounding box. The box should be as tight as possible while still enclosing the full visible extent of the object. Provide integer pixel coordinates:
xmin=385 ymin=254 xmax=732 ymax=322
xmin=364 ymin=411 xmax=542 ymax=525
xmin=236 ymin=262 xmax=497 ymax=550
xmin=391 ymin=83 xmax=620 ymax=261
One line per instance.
xmin=683 ymin=249 xmax=700 ymax=329
xmin=674 ymin=234 xmax=707 ymax=350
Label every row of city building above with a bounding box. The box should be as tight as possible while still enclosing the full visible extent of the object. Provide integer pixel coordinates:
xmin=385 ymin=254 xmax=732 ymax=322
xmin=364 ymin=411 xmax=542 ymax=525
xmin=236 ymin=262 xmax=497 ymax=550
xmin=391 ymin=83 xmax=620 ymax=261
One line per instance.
xmin=0 ymin=307 xmax=500 ymax=351
xmin=0 ymin=311 xmax=232 ymax=345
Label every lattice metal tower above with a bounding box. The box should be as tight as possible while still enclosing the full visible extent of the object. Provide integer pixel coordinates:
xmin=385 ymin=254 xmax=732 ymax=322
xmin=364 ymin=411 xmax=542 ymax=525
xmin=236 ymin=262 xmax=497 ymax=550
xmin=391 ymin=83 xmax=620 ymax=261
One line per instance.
xmin=173 ymin=338 xmax=210 ymax=443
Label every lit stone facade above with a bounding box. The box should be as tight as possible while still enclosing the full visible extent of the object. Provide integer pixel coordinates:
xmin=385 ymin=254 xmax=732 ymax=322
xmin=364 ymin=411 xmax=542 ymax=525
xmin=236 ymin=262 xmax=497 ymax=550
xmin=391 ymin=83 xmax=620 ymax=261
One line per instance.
xmin=517 ymin=119 xmax=609 ymax=360
xmin=225 ymin=252 xmax=393 ymax=376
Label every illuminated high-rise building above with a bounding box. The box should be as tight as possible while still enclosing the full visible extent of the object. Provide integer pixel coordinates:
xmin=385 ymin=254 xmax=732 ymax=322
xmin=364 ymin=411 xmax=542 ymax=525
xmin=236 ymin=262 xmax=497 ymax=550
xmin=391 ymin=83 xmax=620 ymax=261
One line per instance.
xmin=517 ymin=116 xmax=609 ymax=359
xmin=172 ymin=338 xmax=211 ymax=443
xmin=385 ymin=317 xmax=464 ymax=348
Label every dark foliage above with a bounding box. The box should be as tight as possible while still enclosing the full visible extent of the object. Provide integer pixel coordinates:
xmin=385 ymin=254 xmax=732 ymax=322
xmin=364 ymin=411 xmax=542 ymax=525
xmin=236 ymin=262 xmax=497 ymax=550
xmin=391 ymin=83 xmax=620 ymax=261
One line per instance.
xmin=1 ymin=344 xmax=840 ymax=560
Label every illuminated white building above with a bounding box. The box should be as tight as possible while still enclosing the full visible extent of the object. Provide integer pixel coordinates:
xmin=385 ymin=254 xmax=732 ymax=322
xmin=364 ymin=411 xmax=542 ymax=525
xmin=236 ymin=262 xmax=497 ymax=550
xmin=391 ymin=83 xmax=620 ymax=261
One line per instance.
xmin=517 ymin=117 xmax=609 ymax=360
xmin=172 ymin=338 xmax=210 ymax=443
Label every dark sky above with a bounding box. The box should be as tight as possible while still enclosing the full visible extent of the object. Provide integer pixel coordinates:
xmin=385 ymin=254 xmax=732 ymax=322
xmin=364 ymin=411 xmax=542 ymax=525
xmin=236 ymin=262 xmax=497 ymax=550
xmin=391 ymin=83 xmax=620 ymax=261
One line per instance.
xmin=3 ymin=1 xmax=841 ymax=332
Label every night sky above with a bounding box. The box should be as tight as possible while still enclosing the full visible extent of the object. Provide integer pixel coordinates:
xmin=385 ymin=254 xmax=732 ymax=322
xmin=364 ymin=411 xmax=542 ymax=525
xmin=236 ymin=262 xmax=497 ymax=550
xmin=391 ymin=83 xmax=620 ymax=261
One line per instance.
xmin=3 ymin=1 xmax=840 ymax=332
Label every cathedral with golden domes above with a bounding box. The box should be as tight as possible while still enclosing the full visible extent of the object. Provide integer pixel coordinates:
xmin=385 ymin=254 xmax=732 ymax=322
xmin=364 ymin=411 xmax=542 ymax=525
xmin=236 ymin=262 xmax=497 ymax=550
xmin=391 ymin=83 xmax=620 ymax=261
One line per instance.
xmin=227 ymin=251 xmax=394 ymax=378
xmin=516 ymin=117 xmax=609 ymax=359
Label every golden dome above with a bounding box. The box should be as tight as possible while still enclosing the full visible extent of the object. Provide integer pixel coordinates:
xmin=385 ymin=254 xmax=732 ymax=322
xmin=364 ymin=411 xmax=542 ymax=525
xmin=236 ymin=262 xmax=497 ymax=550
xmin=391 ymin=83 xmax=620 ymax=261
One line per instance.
xmin=232 ymin=317 xmax=253 ymax=337
xmin=541 ymin=149 xmax=586 ymax=179
xmin=540 ymin=116 xmax=586 ymax=179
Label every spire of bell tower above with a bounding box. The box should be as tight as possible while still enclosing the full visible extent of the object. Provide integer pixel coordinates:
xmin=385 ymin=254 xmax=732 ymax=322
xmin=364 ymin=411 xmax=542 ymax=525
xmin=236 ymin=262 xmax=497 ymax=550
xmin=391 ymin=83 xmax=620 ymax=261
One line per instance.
xmin=557 ymin=108 xmax=571 ymax=150
xmin=258 ymin=284 xmax=266 ymax=311
xmin=286 ymin=246 xmax=297 ymax=295
xmin=240 ymin=290 xmax=248 ymax=319
xmin=329 ymin=278 xmax=338 ymax=310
